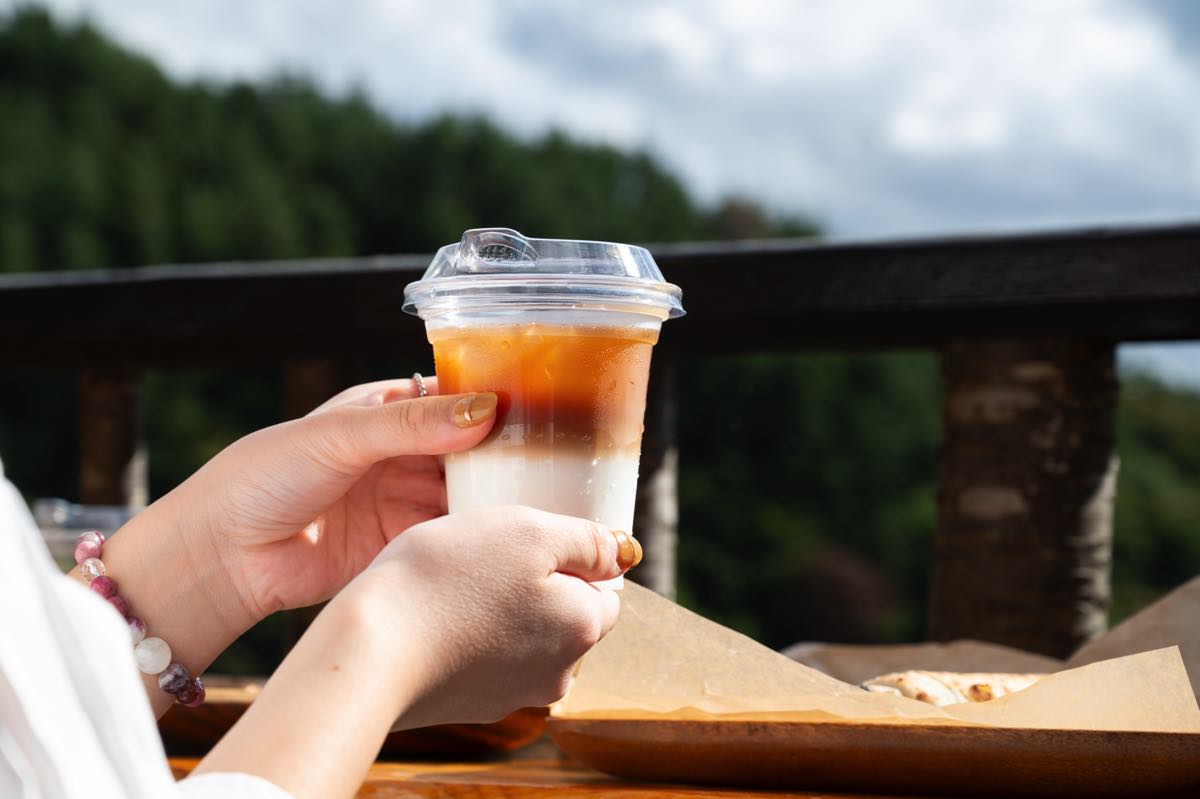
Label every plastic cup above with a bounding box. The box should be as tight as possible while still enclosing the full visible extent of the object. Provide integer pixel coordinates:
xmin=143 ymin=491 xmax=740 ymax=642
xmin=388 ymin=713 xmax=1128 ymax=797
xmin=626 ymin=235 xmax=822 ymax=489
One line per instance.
xmin=403 ymin=228 xmax=684 ymax=535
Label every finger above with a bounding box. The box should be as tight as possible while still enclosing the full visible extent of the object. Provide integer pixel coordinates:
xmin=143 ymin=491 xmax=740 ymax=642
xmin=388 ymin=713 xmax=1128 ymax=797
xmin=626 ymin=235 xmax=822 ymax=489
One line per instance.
xmin=309 ymin=376 xmax=442 ymax=415
xmin=536 ymin=511 xmax=641 ymax=583
xmin=307 ymin=392 xmax=497 ymax=470
xmin=594 ymin=586 xmax=621 ymax=640
xmin=547 ymin=576 xmax=622 ymax=652
xmin=308 ymin=377 xmax=441 ymax=416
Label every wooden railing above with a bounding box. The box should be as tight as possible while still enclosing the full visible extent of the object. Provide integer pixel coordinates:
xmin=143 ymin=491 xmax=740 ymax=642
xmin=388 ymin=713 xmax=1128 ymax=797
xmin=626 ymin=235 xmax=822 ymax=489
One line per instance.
xmin=4 ymin=222 xmax=1200 ymax=657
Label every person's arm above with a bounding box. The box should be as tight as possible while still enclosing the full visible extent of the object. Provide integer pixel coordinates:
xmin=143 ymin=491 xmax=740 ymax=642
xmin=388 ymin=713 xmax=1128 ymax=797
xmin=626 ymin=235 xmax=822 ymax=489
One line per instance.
xmin=191 ymin=507 xmax=632 ymax=799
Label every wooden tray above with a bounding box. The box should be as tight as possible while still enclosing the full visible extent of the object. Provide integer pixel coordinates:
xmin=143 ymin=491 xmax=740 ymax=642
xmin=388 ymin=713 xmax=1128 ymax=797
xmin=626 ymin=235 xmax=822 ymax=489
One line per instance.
xmin=159 ymin=676 xmax=547 ymax=758
xmin=549 ymin=717 xmax=1200 ymax=797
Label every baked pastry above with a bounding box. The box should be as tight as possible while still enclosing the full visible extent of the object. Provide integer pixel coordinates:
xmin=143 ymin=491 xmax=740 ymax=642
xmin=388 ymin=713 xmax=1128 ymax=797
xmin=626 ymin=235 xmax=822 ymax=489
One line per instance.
xmin=861 ymin=671 xmax=1044 ymax=706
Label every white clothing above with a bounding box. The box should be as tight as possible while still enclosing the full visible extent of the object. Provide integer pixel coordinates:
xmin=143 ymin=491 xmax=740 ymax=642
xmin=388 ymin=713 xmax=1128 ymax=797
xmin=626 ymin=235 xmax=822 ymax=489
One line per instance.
xmin=0 ymin=457 xmax=293 ymax=799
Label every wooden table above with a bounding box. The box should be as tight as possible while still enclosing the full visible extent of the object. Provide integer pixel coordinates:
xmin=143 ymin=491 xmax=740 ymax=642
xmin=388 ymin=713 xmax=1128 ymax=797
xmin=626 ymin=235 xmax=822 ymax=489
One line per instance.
xmin=169 ymin=757 xmax=899 ymax=798
xmin=165 ymin=691 xmax=923 ymax=797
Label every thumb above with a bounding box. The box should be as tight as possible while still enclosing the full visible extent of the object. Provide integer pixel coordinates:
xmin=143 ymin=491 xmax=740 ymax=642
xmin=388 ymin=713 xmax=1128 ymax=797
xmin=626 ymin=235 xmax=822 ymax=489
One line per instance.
xmin=306 ymin=392 xmax=498 ymax=470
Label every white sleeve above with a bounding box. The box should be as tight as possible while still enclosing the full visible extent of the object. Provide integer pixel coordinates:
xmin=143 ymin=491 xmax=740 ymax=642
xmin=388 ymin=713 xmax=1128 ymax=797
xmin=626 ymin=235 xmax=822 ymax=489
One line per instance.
xmin=179 ymin=773 xmax=294 ymax=799
xmin=0 ymin=457 xmax=293 ymax=799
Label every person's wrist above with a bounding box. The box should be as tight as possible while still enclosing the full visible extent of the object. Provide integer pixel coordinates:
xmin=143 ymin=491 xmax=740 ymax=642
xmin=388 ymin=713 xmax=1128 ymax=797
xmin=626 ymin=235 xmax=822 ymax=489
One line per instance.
xmin=318 ymin=570 xmax=422 ymax=720
xmin=73 ymin=492 xmax=261 ymax=715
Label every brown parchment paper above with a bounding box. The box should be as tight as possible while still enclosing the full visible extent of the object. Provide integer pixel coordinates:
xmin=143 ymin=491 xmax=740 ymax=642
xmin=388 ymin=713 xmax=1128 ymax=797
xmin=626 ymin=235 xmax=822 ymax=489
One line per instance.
xmin=553 ymin=582 xmax=1200 ymax=733
xmin=941 ymin=647 xmax=1198 ymax=730
xmin=1066 ymin=576 xmax=1200 ymax=699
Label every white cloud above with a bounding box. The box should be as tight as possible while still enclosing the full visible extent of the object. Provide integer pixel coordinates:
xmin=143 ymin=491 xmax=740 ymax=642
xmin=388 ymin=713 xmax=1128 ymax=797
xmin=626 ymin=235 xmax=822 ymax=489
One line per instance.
xmin=888 ymin=74 xmax=1011 ymax=156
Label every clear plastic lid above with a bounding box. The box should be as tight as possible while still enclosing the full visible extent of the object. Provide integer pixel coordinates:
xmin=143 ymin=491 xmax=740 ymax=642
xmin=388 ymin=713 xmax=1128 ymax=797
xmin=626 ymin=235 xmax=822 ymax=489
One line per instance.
xmin=402 ymin=228 xmax=685 ymax=320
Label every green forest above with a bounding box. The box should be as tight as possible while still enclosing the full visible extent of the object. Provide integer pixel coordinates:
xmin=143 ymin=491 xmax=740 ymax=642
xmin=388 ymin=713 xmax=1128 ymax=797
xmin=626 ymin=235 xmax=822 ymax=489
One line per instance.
xmin=2 ymin=9 xmax=1198 ymax=671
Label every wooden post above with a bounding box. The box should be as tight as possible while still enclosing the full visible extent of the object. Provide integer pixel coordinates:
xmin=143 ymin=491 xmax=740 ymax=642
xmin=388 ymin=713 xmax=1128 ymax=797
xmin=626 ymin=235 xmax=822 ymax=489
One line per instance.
xmin=630 ymin=358 xmax=679 ymax=599
xmin=282 ymin=358 xmax=348 ymax=419
xmin=78 ymin=367 xmax=146 ymax=508
xmin=927 ymin=339 xmax=1117 ymax=658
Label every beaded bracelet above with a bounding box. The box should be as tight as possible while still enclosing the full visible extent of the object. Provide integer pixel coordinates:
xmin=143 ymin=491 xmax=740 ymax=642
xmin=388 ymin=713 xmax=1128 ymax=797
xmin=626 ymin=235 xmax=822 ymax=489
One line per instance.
xmin=74 ymin=531 xmax=206 ymax=707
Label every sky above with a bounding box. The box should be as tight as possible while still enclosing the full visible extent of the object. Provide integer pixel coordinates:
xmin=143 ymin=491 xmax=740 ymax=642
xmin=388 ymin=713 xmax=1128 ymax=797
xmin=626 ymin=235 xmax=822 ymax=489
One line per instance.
xmin=4 ymin=0 xmax=1200 ymax=386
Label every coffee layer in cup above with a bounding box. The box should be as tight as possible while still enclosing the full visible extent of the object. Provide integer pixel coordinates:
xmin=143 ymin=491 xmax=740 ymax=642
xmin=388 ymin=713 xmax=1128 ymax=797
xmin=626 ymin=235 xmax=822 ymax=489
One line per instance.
xmin=432 ymin=323 xmax=657 ymax=456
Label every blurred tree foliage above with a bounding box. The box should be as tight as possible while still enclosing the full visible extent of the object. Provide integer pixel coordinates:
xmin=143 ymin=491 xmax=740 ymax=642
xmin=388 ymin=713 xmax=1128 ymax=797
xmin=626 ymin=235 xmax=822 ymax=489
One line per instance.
xmin=1 ymin=9 xmax=1197 ymax=670
xmin=677 ymin=352 xmax=941 ymax=646
xmin=1111 ymin=376 xmax=1200 ymax=622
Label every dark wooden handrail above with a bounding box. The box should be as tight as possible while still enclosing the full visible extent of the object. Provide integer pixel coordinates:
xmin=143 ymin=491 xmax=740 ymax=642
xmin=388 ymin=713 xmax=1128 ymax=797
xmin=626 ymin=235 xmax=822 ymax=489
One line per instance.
xmin=3 ymin=222 xmax=1200 ymax=367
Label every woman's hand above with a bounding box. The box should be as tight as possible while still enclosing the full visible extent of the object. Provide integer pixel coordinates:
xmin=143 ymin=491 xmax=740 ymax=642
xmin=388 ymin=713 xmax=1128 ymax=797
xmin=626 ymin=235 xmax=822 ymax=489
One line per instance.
xmin=360 ymin=505 xmax=634 ymax=728
xmin=192 ymin=506 xmax=633 ymax=799
xmin=92 ymin=375 xmax=503 ymax=718
xmin=164 ymin=377 xmax=499 ymax=623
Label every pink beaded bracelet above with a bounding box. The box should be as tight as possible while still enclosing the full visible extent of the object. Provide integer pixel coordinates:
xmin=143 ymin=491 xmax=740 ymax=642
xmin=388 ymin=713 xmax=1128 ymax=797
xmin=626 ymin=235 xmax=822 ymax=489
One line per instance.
xmin=74 ymin=531 xmax=206 ymax=707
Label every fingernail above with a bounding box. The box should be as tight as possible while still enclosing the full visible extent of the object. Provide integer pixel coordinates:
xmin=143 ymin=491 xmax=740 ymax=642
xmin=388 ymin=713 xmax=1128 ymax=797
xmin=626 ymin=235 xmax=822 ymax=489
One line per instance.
xmin=452 ymin=392 xmax=498 ymax=427
xmin=613 ymin=530 xmax=643 ymax=571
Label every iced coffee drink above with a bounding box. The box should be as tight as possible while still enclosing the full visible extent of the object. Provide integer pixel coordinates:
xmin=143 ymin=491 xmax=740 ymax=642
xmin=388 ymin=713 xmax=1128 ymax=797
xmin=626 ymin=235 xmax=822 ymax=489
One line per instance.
xmin=431 ymin=317 xmax=657 ymax=529
xmin=404 ymin=229 xmax=683 ymax=533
